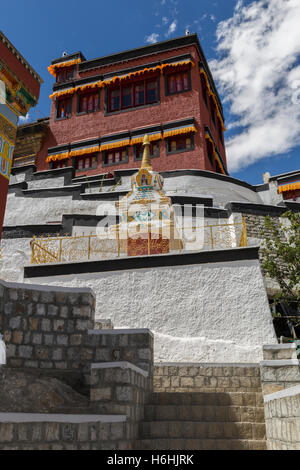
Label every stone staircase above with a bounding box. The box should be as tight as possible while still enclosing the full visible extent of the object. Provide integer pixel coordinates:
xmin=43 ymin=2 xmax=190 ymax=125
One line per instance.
xmin=135 ymin=391 xmax=267 ymax=450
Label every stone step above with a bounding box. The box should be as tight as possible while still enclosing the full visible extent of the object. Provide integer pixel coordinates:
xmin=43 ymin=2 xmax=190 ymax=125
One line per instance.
xmin=144 ymin=405 xmax=265 ymax=423
xmin=150 ymin=392 xmax=264 ymax=407
xmin=140 ymin=421 xmax=266 ymax=440
xmin=134 ymin=438 xmax=267 ymax=450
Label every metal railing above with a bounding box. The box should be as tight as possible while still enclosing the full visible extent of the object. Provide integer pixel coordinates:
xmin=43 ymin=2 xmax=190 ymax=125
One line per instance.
xmin=30 ymin=218 xmax=247 ymax=265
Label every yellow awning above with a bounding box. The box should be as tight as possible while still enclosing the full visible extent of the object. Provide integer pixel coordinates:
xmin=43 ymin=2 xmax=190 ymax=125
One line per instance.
xmin=205 ymin=133 xmax=225 ymax=175
xmin=131 ymin=132 xmax=162 ymax=145
xmin=49 ymin=59 xmax=194 ymax=100
xmin=200 ymin=69 xmax=226 ymax=132
xmin=46 ymin=152 xmax=69 ymax=163
xmin=48 ymin=58 xmax=82 ymax=77
xmin=69 ymin=146 xmax=100 ymax=157
xmin=163 ymin=125 xmax=197 ymax=139
xmin=100 ymin=138 xmax=131 ymax=151
xmin=278 ymin=182 xmax=300 ymax=193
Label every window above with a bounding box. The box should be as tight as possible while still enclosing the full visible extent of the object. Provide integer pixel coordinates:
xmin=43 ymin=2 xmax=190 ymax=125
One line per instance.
xmin=56 ymin=67 xmax=74 ymax=83
xmin=78 ymin=91 xmax=99 ymax=113
xmin=108 ymin=78 xmax=158 ymax=112
xmin=134 ymin=141 xmax=160 ymax=160
xmin=103 ymin=148 xmax=127 ymax=165
xmin=75 ymin=154 xmax=97 ymax=170
xmin=206 ymin=139 xmax=214 ymax=169
xmin=166 ymin=70 xmax=190 ymax=94
xmin=201 ymin=75 xmax=207 ymax=105
xmin=210 ymin=96 xmax=216 ymax=126
xmin=166 ymin=134 xmax=194 ymax=154
xmin=52 ymin=159 xmax=68 ymax=169
xmin=56 ymin=97 xmax=72 ymax=119
xmin=218 ymin=118 xmax=224 ymax=145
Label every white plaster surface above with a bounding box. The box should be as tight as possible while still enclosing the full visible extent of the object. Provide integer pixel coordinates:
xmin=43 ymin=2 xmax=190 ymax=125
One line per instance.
xmin=24 ymin=258 xmax=277 ymax=363
xmin=27 ymin=177 xmax=65 ymax=190
xmin=0 ymin=336 xmax=6 ymax=365
xmin=0 ymin=238 xmax=31 ymax=282
xmin=3 ymin=193 xmax=108 ymax=226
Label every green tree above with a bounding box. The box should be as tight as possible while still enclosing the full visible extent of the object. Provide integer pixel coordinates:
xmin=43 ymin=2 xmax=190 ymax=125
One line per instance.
xmin=261 ymin=211 xmax=300 ymax=306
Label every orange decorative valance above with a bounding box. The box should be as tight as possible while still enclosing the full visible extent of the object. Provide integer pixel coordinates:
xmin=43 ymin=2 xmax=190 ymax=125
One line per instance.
xmin=163 ymin=125 xmax=197 ymax=139
xmin=49 ymin=59 xmax=194 ymax=100
xmin=278 ymin=182 xmax=300 ymax=193
xmin=200 ymin=69 xmax=226 ymax=132
xmin=46 ymin=152 xmax=69 ymax=163
xmin=100 ymin=138 xmax=131 ymax=151
xmin=69 ymin=145 xmax=100 ymax=157
xmin=205 ymin=133 xmax=225 ymax=175
xmin=48 ymin=58 xmax=82 ymax=77
xmin=131 ymin=132 xmax=162 ymax=145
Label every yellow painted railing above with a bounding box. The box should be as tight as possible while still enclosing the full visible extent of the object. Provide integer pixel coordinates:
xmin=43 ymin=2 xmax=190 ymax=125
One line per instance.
xmin=30 ymin=218 xmax=247 ymax=265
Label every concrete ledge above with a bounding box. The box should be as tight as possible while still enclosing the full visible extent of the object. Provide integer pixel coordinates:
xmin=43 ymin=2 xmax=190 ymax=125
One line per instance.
xmin=88 ymin=328 xmax=153 ymax=337
xmin=0 ymin=413 xmax=126 ymax=423
xmin=24 ymin=246 xmax=260 ymax=279
xmin=0 ymin=278 xmax=95 ymax=295
xmin=91 ymin=361 xmax=149 ymax=377
xmin=263 ymin=344 xmax=296 ymax=350
xmin=261 ymin=360 xmax=300 ymax=367
xmin=264 ymin=384 xmax=300 ymax=403
xmin=155 ymin=362 xmax=259 ymax=367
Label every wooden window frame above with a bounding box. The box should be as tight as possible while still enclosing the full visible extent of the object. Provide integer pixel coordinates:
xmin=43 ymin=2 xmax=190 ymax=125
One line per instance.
xmin=102 ymin=147 xmax=129 ymax=167
xmin=77 ymin=90 xmax=100 ymax=114
xmin=56 ymin=67 xmax=75 ymax=83
xmin=165 ymin=134 xmax=194 ymax=155
xmin=55 ymin=96 xmax=72 ymax=120
xmin=73 ymin=154 xmax=98 ymax=171
xmin=107 ymin=76 xmax=159 ymax=113
xmin=50 ymin=159 xmax=69 ymax=170
xmin=165 ymin=68 xmax=191 ymax=96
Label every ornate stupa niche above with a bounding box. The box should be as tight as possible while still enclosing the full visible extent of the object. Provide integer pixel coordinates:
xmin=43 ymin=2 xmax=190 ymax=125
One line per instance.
xmin=112 ymin=135 xmax=183 ymax=256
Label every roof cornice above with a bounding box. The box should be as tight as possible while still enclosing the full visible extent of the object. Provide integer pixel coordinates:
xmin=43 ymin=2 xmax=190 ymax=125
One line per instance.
xmin=0 ymin=30 xmax=43 ymax=84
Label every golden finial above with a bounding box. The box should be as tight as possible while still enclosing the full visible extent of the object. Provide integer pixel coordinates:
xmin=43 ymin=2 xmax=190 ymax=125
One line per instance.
xmin=141 ymin=134 xmax=152 ymax=170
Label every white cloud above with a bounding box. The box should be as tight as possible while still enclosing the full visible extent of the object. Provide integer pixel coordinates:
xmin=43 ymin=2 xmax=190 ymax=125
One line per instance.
xmin=19 ymin=112 xmax=31 ymax=123
xmin=166 ymin=20 xmax=177 ymax=37
xmin=145 ymin=33 xmax=160 ymax=44
xmin=162 ymin=16 xmax=169 ymax=25
xmin=209 ymin=0 xmax=300 ymax=172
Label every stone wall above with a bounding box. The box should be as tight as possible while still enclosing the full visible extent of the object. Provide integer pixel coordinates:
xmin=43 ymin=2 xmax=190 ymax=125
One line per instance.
xmin=260 ymin=344 xmax=300 ymax=395
xmin=0 ymin=414 xmax=130 ymax=450
xmin=0 ymin=280 xmax=153 ymax=378
xmin=154 ymin=364 xmax=262 ymax=393
xmin=264 ymin=385 xmax=300 ymax=450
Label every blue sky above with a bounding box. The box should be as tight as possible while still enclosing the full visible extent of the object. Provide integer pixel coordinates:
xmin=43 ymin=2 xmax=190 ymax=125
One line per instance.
xmin=2 ymin=0 xmax=300 ymax=184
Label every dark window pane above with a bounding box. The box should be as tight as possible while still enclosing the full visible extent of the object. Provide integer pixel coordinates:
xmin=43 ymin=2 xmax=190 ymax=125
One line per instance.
xmin=110 ymin=89 xmax=120 ymax=111
xmin=135 ymin=83 xmax=145 ymax=105
xmin=122 ymin=86 xmax=132 ymax=108
xmin=146 ymin=81 xmax=157 ymax=103
xmin=168 ymin=76 xmax=176 ymax=93
xmin=183 ymin=72 xmax=189 ymax=90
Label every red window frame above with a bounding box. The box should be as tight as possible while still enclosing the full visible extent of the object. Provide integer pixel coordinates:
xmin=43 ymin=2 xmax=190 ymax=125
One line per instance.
xmin=108 ymin=77 xmax=158 ymax=112
xmin=56 ymin=97 xmax=72 ymax=119
xmin=75 ymin=154 xmax=97 ymax=170
xmin=103 ymin=147 xmax=128 ymax=165
xmin=56 ymin=67 xmax=74 ymax=83
xmin=166 ymin=69 xmax=190 ymax=94
xmin=78 ymin=91 xmax=99 ymax=113
xmin=166 ymin=134 xmax=194 ymax=153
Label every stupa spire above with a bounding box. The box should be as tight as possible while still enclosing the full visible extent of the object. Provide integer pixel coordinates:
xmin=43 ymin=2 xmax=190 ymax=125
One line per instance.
xmin=141 ymin=134 xmax=152 ymax=170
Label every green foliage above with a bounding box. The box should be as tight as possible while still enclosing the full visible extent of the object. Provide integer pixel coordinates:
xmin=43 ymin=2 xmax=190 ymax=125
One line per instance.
xmin=261 ymin=211 xmax=300 ymax=305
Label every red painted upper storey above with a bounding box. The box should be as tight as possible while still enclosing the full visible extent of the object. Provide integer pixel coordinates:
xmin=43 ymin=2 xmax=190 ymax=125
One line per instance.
xmin=0 ymin=31 xmax=42 ymax=101
xmin=36 ymin=34 xmax=227 ymax=176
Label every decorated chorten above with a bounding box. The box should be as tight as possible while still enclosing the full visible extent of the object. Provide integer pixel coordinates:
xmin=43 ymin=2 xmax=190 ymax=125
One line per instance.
xmin=112 ymin=135 xmax=182 ymax=256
